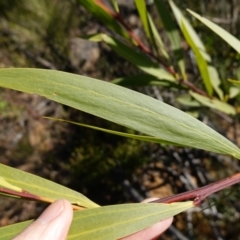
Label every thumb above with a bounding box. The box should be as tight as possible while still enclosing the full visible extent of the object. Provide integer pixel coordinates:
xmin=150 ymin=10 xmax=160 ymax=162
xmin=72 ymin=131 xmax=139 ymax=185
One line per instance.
xmin=13 ymin=199 xmax=73 ymax=240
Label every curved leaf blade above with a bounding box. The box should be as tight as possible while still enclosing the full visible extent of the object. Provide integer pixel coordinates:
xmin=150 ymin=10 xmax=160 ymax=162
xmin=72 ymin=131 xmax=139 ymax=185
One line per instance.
xmin=169 ymin=0 xmax=213 ymax=96
xmin=188 ymin=10 xmax=240 ymax=54
xmin=112 ymin=74 xmax=178 ymax=87
xmin=45 ymin=117 xmax=187 ymax=147
xmin=0 ymin=202 xmax=193 ymax=240
xmin=154 ymin=0 xmax=185 ymax=78
xmin=147 ymin=13 xmax=169 ymax=59
xmin=190 ymin=91 xmax=236 ymax=115
xmin=0 ymin=163 xmax=99 ymax=209
xmin=0 ymin=68 xmax=240 ymax=158
xmin=100 ymin=34 xmax=175 ymax=81
xmin=134 ymin=0 xmax=151 ymax=40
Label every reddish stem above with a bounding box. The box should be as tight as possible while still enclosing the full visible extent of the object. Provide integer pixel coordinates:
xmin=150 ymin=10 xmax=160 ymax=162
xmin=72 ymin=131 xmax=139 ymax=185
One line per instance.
xmin=94 ymin=0 xmax=210 ymax=97
xmin=150 ymin=172 xmax=240 ymax=205
xmin=94 ymin=0 xmax=177 ymax=77
xmin=0 ymin=187 xmax=84 ymax=210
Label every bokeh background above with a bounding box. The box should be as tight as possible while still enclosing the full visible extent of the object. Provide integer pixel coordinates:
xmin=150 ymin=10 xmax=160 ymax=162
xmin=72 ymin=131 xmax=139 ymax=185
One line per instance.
xmin=1 ymin=0 xmax=240 ymax=239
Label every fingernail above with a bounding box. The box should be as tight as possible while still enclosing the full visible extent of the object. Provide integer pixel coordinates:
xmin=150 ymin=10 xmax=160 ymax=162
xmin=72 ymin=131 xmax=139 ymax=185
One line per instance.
xmin=37 ymin=199 xmax=64 ymax=224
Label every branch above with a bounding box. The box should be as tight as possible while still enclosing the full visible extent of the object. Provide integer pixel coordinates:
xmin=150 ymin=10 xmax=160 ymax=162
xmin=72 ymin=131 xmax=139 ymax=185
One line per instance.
xmin=150 ymin=172 xmax=240 ymax=205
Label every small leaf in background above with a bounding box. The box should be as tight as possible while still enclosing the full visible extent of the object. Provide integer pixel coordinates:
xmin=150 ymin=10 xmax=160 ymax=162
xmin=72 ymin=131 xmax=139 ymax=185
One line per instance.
xmin=134 ymin=0 xmax=151 ymax=41
xmin=181 ymin=20 xmax=212 ymax=96
xmin=0 ymin=68 xmax=240 ymax=158
xmin=188 ymin=10 xmax=240 ymax=54
xmin=0 ymin=164 xmax=99 ymax=209
xmin=81 ymin=33 xmax=103 ymax=42
xmin=190 ymin=91 xmax=236 ymax=115
xmin=177 ymin=95 xmax=201 ymax=107
xmin=110 ymin=0 xmax=119 ymax=13
xmin=134 ymin=0 xmax=167 ymax=59
xmin=154 ymin=0 xmax=186 ymax=79
xmin=112 ymin=74 xmax=178 ymax=87
xmin=0 ymin=202 xmax=194 ymax=240
xmin=147 ymin=13 xmax=169 ymax=59
xmin=208 ymin=66 xmax=224 ymax=100
xmin=169 ymin=0 xmax=213 ymax=96
xmin=229 ymin=86 xmax=240 ymax=99
xmin=100 ymin=33 xmax=176 ymax=81
xmin=77 ymin=0 xmax=129 ymax=40
xmin=44 ymin=117 xmax=187 ymax=147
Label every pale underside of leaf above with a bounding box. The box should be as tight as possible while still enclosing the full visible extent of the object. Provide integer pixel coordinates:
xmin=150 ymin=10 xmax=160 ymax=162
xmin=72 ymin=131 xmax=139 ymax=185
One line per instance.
xmin=0 ymin=68 xmax=240 ymax=159
xmin=0 ymin=202 xmax=193 ymax=240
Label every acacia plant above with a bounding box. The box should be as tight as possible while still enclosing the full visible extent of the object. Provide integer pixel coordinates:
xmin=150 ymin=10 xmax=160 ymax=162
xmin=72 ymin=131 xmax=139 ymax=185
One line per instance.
xmin=1 ymin=0 xmax=240 ymax=239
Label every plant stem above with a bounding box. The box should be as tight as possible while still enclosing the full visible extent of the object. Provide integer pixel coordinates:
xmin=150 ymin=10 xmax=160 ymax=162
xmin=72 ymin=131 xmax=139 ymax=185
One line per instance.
xmin=95 ymin=0 xmax=209 ymax=97
xmin=150 ymin=172 xmax=240 ymax=205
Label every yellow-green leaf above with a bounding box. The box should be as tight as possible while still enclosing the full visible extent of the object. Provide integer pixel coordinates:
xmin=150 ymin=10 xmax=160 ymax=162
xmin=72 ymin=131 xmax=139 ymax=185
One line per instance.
xmin=100 ymin=34 xmax=175 ymax=81
xmin=154 ymin=0 xmax=185 ymax=78
xmin=0 ymin=163 xmax=99 ymax=209
xmin=188 ymin=10 xmax=240 ymax=54
xmin=112 ymin=74 xmax=177 ymax=87
xmin=169 ymin=0 xmax=212 ymax=96
xmin=0 ymin=68 xmax=240 ymax=158
xmin=190 ymin=91 xmax=236 ymax=115
xmin=0 ymin=202 xmax=193 ymax=240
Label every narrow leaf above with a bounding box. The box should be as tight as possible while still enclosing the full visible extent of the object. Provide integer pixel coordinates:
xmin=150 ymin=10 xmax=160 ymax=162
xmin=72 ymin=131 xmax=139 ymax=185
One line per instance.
xmin=180 ymin=20 xmax=212 ymax=95
xmin=169 ymin=0 xmax=213 ymax=96
xmin=190 ymin=91 xmax=236 ymax=115
xmin=188 ymin=10 xmax=240 ymax=54
xmin=147 ymin=13 xmax=169 ymax=59
xmin=154 ymin=0 xmax=185 ymax=79
xmin=208 ymin=66 xmax=224 ymax=100
xmin=110 ymin=0 xmax=119 ymax=13
xmin=100 ymin=33 xmax=175 ymax=81
xmin=134 ymin=0 xmax=151 ymax=40
xmin=45 ymin=117 xmax=187 ymax=147
xmin=0 ymin=202 xmax=193 ymax=240
xmin=112 ymin=74 xmax=178 ymax=87
xmin=0 ymin=68 xmax=240 ymax=158
xmin=0 ymin=163 xmax=99 ymax=209
xmin=177 ymin=95 xmax=201 ymax=107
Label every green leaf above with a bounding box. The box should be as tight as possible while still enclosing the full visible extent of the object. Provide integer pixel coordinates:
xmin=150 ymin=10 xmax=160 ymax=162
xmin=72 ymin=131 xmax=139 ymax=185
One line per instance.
xmin=188 ymin=10 xmax=240 ymax=54
xmin=45 ymin=117 xmax=187 ymax=147
xmin=208 ymin=66 xmax=224 ymax=100
xmin=100 ymin=34 xmax=175 ymax=81
xmin=0 ymin=68 xmax=240 ymax=158
xmin=177 ymin=95 xmax=201 ymax=107
xmin=77 ymin=0 xmax=129 ymax=40
xmin=169 ymin=0 xmax=213 ymax=96
xmin=81 ymin=33 xmax=103 ymax=42
xmin=229 ymin=86 xmax=240 ymax=99
xmin=0 ymin=163 xmax=99 ymax=209
xmin=154 ymin=0 xmax=185 ymax=79
xmin=190 ymin=91 xmax=236 ymax=115
xmin=112 ymin=74 xmax=178 ymax=87
xmin=134 ymin=0 xmax=151 ymax=41
xmin=0 ymin=202 xmax=193 ymax=240
xmin=110 ymin=0 xmax=119 ymax=13
xmin=147 ymin=13 xmax=169 ymax=59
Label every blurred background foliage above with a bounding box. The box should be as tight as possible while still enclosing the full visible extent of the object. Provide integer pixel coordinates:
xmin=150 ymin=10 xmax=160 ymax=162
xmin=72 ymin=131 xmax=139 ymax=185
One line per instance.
xmin=1 ymin=0 xmax=240 ymax=239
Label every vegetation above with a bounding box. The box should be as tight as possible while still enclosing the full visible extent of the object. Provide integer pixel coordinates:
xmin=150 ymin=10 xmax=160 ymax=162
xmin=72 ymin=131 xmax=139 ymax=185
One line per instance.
xmin=1 ymin=0 xmax=240 ymax=239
